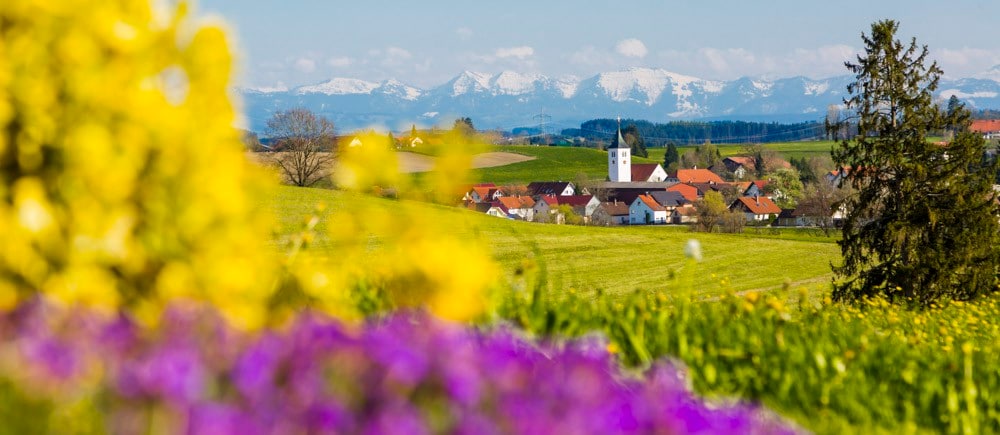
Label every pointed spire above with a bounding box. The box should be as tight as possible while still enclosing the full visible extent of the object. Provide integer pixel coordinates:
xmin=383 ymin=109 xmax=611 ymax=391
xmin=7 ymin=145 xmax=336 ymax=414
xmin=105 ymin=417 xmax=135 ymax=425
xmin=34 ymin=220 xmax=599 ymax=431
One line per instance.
xmin=614 ymin=116 xmax=629 ymax=149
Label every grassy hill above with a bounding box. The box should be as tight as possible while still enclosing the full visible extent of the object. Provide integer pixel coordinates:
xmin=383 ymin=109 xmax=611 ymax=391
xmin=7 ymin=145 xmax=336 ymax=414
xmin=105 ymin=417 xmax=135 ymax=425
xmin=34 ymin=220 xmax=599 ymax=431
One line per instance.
xmin=266 ymin=186 xmax=839 ymax=298
xmin=471 ymin=145 xmax=659 ymax=184
xmin=645 ymin=140 xmax=838 ymax=162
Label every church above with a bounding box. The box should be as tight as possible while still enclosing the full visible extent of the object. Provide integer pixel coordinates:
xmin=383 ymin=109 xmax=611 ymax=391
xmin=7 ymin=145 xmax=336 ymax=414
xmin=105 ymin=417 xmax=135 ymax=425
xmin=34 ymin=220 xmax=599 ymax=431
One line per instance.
xmin=598 ymin=121 xmax=675 ymax=204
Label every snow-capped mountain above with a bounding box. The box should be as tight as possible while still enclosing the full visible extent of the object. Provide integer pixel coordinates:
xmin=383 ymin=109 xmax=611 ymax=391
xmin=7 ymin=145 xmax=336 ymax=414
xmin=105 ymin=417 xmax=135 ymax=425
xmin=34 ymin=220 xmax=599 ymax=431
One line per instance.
xmin=238 ymin=68 xmax=1000 ymax=133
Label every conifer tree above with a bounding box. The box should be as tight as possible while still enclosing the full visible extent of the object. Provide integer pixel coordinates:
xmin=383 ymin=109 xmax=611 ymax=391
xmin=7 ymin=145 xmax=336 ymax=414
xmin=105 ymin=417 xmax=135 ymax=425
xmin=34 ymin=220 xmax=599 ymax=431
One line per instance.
xmin=663 ymin=142 xmax=680 ymax=169
xmin=830 ymin=20 xmax=1000 ymax=304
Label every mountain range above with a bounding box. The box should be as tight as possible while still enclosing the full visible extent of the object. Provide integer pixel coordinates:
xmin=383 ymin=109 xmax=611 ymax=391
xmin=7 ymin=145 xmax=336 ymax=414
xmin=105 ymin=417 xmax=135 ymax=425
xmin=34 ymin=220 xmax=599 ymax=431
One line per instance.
xmin=238 ymin=67 xmax=1000 ymax=134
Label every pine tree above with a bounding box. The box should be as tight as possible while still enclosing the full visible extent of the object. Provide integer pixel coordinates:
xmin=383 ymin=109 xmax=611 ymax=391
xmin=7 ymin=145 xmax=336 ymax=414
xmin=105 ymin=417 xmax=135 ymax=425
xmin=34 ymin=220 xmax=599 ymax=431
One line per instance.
xmin=663 ymin=142 xmax=679 ymax=169
xmin=830 ymin=20 xmax=1000 ymax=304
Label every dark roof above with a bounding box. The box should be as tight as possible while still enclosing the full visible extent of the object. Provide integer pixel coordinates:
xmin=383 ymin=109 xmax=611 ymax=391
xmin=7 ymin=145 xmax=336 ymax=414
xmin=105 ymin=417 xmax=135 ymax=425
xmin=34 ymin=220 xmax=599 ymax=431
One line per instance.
xmin=610 ymin=127 xmax=630 ymax=149
xmin=598 ymin=201 xmax=630 ymax=216
xmin=649 ymin=191 xmax=688 ymax=207
xmin=553 ymin=195 xmax=595 ymax=207
xmin=631 ymin=163 xmax=662 ymax=181
xmin=527 ymin=181 xmax=574 ymax=196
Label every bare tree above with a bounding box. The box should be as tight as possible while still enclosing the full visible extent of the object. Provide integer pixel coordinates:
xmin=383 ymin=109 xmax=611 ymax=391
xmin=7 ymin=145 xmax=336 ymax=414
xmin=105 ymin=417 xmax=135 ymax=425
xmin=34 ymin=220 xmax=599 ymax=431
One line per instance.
xmin=266 ymin=108 xmax=336 ymax=187
xmin=797 ymin=182 xmax=849 ymax=237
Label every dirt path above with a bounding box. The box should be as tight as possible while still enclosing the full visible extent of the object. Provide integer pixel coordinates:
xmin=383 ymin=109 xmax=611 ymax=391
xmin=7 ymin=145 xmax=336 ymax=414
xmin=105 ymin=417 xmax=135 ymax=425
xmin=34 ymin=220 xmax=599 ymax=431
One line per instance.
xmin=397 ymin=151 xmax=535 ymax=173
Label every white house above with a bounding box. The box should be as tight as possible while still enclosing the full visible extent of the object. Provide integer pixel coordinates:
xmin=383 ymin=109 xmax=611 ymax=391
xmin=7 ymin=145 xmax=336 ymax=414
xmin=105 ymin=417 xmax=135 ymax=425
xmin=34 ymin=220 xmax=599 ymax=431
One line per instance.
xmin=496 ymin=196 xmax=535 ymax=221
xmin=608 ymin=124 xmax=632 ymax=182
xmin=629 ymin=194 xmax=668 ymax=224
xmin=533 ymin=195 xmax=600 ymax=223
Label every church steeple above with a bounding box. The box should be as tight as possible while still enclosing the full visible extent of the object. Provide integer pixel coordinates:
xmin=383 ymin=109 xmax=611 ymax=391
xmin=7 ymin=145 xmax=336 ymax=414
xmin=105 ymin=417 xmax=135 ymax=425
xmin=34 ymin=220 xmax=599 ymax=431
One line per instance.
xmin=608 ymin=116 xmax=632 ymax=182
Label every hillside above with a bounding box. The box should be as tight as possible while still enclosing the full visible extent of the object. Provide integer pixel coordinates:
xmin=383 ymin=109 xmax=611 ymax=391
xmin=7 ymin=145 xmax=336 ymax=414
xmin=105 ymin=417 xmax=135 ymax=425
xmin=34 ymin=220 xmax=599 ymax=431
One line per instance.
xmin=470 ymin=145 xmax=659 ymax=184
xmin=267 ymin=186 xmax=840 ymax=297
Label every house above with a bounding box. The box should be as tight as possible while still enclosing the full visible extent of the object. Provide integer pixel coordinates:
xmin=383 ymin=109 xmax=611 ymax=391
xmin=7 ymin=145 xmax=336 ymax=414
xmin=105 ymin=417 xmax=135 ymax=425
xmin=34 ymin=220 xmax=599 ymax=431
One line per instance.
xmin=496 ymin=195 xmax=535 ymax=220
xmin=722 ymin=156 xmax=756 ymax=179
xmin=629 ymin=194 xmax=668 ymax=224
xmin=592 ymin=200 xmax=630 ymax=225
xmin=774 ymin=208 xmax=808 ymax=227
xmin=485 ymin=202 xmax=516 ymax=219
xmin=742 ymin=180 xmax=769 ymax=198
xmin=666 ymin=183 xmax=700 ymax=202
xmin=690 ymin=182 xmax=730 ymax=198
xmin=532 ymin=195 xmax=600 ymax=223
xmin=730 ymin=195 xmax=782 ymax=222
xmin=348 ymin=137 xmax=363 ymax=147
xmin=648 ymin=191 xmax=689 ymax=212
xmin=671 ymin=205 xmax=698 ymax=224
xmin=670 ymin=168 xmax=725 ymax=184
xmin=465 ymin=183 xmax=502 ymax=204
xmin=631 ymin=163 xmax=669 ymax=182
xmin=527 ymin=181 xmax=575 ymax=197
xmin=971 ymin=120 xmax=1000 ymax=139
xmin=825 ymin=167 xmax=850 ymax=187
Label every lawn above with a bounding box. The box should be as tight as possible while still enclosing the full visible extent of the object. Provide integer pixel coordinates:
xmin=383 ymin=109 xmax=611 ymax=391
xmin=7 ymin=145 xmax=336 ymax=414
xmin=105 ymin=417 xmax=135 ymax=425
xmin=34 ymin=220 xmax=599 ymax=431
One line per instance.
xmin=645 ymin=140 xmax=839 ymax=162
xmin=265 ymin=186 xmax=840 ymax=298
xmin=470 ymin=145 xmax=660 ymax=184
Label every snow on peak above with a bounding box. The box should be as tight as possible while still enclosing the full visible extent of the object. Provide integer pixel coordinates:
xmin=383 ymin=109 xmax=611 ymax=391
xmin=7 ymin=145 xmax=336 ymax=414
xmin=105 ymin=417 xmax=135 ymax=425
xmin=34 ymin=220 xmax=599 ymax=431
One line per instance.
xmin=295 ymin=78 xmax=379 ymax=95
xmin=492 ymin=71 xmax=543 ymax=95
xmin=804 ymin=80 xmax=830 ymax=96
xmin=597 ymin=68 xmax=703 ymax=106
xmin=555 ymin=76 xmax=580 ymax=98
xmin=451 ymin=71 xmax=494 ymax=96
xmin=379 ymin=79 xmax=422 ymax=100
xmin=244 ymin=83 xmax=288 ymax=94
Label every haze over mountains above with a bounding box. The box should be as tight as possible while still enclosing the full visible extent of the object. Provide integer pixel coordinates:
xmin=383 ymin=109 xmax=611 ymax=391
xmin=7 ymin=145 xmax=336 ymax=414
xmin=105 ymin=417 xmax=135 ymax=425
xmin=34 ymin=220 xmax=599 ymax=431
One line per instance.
xmin=238 ymin=67 xmax=1000 ymax=134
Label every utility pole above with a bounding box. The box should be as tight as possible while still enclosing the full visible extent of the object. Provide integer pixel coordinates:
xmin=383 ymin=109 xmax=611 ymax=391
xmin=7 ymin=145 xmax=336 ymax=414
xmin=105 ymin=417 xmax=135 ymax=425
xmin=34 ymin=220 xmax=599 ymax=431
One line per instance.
xmin=533 ymin=109 xmax=551 ymax=145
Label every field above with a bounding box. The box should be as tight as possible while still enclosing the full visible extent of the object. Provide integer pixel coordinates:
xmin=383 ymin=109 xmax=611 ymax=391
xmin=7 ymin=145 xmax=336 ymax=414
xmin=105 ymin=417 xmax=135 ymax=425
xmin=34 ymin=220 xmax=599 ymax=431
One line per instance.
xmin=644 ymin=140 xmax=839 ymax=162
xmin=267 ymin=186 xmax=840 ymax=298
xmin=269 ymin=185 xmax=1000 ymax=434
xmin=469 ymin=145 xmax=660 ymax=184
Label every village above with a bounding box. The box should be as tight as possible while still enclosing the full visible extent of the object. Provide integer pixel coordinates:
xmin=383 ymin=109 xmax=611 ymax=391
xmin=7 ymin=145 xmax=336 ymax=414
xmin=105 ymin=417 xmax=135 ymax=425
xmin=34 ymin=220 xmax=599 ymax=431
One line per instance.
xmin=460 ymin=124 xmax=863 ymax=229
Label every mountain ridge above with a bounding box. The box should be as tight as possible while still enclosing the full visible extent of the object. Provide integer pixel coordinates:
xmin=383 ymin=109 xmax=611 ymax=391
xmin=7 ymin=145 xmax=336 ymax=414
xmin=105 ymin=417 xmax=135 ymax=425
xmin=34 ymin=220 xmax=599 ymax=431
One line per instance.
xmin=238 ymin=67 xmax=1000 ymax=133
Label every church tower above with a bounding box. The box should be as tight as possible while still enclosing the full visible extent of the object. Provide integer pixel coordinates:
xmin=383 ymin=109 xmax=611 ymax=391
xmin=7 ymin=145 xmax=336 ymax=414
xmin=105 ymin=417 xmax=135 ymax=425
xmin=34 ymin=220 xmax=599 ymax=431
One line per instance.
xmin=608 ymin=118 xmax=631 ymax=182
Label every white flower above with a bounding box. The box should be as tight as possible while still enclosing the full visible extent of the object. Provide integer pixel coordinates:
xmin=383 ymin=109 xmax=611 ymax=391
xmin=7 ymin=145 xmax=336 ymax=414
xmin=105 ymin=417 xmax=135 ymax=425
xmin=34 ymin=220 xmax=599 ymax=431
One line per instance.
xmin=684 ymin=239 xmax=703 ymax=262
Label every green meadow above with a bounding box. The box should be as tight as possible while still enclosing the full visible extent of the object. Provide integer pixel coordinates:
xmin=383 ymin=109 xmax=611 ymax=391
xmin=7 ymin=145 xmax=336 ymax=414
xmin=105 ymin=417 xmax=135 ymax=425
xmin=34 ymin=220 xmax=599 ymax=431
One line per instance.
xmin=268 ymin=186 xmax=839 ymax=298
xmin=644 ymin=140 xmax=839 ymax=162
xmin=471 ymin=145 xmax=660 ymax=184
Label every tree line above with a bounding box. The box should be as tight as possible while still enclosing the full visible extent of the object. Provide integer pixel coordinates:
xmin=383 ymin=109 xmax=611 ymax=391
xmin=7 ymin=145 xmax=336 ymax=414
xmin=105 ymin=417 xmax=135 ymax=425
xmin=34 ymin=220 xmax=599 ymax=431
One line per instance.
xmin=563 ymin=119 xmax=826 ymax=146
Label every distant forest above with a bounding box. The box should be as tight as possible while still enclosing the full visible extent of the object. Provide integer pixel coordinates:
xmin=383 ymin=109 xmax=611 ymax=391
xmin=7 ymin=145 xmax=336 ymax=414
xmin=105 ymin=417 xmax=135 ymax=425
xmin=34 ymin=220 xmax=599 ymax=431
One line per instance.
xmin=562 ymin=119 xmax=827 ymax=146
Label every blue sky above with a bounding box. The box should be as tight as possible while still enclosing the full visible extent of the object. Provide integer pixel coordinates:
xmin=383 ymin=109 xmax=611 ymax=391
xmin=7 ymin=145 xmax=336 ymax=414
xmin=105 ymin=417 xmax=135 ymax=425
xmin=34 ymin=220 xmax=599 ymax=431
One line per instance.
xmin=198 ymin=0 xmax=1000 ymax=89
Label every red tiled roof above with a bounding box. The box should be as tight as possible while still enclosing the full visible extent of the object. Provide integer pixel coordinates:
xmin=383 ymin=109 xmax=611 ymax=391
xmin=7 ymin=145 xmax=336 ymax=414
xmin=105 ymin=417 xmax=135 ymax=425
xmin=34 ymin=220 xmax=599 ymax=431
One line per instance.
xmin=518 ymin=196 xmax=535 ymax=207
xmin=497 ymin=196 xmax=527 ymax=210
xmin=637 ymin=194 xmax=666 ymax=212
xmin=630 ymin=163 xmax=661 ymax=181
xmin=971 ymin=120 xmax=1000 ymax=133
xmin=666 ymin=183 xmax=700 ymax=202
xmin=733 ymin=196 xmax=781 ymax=215
xmin=673 ymin=169 xmax=724 ymax=184
xmin=539 ymin=194 xmax=559 ymax=206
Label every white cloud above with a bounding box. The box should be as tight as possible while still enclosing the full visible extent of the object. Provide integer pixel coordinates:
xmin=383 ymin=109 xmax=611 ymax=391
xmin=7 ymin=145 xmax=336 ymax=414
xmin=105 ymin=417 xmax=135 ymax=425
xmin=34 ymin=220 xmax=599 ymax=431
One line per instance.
xmin=655 ymin=45 xmax=859 ymax=80
xmin=456 ymin=27 xmax=473 ymax=40
xmin=933 ymin=47 xmax=1000 ymax=78
xmin=327 ymin=56 xmax=353 ymax=68
xmin=616 ymin=38 xmax=648 ymax=59
xmin=495 ymin=46 xmax=534 ymax=60
xmin=293 ymin=57 xmax=316 ymax=73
